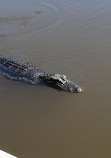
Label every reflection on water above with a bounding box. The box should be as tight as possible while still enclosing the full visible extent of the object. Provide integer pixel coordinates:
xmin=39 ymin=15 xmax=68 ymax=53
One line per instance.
xmin=0 ymin=0 xmax=111 ymax=158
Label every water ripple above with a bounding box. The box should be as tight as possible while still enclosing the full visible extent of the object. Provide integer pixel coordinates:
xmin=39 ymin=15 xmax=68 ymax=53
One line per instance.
xmin=0 ymin=2 xmax=60 ymax=36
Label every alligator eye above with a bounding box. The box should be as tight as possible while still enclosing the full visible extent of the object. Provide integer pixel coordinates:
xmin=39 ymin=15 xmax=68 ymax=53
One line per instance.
xmin=61 ymin=75 xmax=66 ymax=81
xmin=62 ymin=78 xmax=65 ymax=81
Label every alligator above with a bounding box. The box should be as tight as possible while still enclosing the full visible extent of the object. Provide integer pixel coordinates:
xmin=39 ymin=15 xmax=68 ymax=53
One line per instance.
xmin=0 ymin=56 xmax=83 ymax=93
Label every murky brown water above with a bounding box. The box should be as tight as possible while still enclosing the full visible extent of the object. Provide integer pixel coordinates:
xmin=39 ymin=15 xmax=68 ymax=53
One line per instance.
xmin=0 ymin=0 xmax=111 ymax=157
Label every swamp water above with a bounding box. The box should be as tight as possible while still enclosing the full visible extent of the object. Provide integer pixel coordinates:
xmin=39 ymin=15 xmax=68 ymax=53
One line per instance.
xmin=0 ymin=0 xmax=111 ymax=157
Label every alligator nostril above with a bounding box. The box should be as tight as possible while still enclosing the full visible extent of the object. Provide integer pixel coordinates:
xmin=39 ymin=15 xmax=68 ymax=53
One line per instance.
xmin=77 ymin=87 xmax=83 ymax=93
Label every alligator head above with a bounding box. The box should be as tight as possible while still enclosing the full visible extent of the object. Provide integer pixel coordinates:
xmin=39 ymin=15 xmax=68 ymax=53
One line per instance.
xmin=40 ymin=73 xmax=83 ymax=93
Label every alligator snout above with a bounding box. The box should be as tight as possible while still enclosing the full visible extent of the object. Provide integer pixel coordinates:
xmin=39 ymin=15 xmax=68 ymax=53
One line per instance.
xmin=73 ymin=87 xmax=83 ymax=93
xmin=68 ymin=83 xmax=83 ymax=93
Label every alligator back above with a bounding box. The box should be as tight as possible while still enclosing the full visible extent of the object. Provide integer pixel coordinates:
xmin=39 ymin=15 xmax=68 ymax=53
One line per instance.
xmin=0 ymin=56 xmax=46 ymax=84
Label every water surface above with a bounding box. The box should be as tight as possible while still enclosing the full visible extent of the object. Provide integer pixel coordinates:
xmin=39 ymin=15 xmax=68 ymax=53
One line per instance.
xmin=0 ymin=0 xmax=111 ymax=158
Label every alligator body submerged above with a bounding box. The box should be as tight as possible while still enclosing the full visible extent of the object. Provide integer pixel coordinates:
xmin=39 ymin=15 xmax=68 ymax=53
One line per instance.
xmin=0 ymin=56 xmax=82 ymax=93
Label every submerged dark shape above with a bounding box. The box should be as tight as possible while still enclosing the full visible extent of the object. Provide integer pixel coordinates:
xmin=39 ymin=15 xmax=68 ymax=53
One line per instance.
xmin=0 ymin=56 xmax=83 ymax=93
